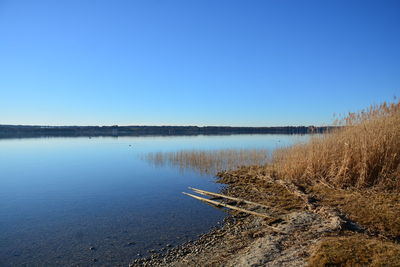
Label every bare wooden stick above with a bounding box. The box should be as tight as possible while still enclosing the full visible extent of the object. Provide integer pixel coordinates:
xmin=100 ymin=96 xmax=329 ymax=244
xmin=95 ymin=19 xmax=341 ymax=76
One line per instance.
xmin=182 ymin=192 xmax=272 ymax=219
xmin=189 ymin=187 xmax=272 ymax=209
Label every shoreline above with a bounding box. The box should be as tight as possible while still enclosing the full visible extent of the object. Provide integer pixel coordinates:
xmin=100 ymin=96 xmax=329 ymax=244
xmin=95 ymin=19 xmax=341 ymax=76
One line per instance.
xmin=129 ymin=167 xmax=338 ymax=266
xmin=130 ymin=165 xmax=400 ymax=266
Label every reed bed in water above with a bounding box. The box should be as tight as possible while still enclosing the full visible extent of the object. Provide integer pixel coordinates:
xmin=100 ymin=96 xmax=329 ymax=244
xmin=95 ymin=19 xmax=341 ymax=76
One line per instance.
xmin=145 ymin=149 xmax=270 ymax=175
xmin=146 ymin=100 xmax=400 ymax=190
xmin=270 ymin=100 xmax=400 ymax=190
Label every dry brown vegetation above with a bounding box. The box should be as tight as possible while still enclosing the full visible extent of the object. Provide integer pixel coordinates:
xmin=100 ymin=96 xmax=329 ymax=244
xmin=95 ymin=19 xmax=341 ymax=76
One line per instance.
xmin=270 ymin=100 xmax=400 ymax=190
xmin=309 ymin=184 xmax=400 ymax=238
xmin=308 ymin=235 xmax=400 ymax=267
xmin=145 ymin=149 xmax=269 ymax=175
xmin=264 ymin=100 xmax=400 ymax=266
xmin=146 ymin=101 xmax=400 ymax=190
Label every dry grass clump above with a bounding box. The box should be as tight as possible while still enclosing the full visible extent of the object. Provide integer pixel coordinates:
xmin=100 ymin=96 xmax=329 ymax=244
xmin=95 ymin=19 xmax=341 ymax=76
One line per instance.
xmin=310 ymin=184 xmax=400 ymax=238
xmin=271 ymin=100 xmax=400 ymax=190
xmin=145 ymin=149 xmax=269 ymax=175
xmin=308 ymin=235 xmax=400 ymax=266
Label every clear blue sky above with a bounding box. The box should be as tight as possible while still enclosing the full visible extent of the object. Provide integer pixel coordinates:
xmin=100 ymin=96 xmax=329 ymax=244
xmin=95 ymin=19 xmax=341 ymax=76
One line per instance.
xmin=0 ymin=0 xmax=399 ymax=126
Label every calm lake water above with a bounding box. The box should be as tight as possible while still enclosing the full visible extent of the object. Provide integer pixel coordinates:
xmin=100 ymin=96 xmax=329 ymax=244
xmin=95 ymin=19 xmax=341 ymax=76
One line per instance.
xmin=0 ymin=134 xmax=308 ymax=266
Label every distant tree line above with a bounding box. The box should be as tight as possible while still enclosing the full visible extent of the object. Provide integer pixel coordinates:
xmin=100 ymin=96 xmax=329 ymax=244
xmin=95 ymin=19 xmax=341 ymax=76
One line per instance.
xmin=0 ymin=125 xmax=336 ymax=138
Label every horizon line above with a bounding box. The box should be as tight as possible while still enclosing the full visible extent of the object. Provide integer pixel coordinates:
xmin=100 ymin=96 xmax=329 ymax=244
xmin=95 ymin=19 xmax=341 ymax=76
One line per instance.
xmin=0 ymin=124 xmax=334 ymax=128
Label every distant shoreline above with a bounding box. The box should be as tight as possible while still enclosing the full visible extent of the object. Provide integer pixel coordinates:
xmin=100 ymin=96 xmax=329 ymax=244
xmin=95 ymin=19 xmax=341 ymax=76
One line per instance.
xmin=0 ymin=125 xmax=335 ymax=138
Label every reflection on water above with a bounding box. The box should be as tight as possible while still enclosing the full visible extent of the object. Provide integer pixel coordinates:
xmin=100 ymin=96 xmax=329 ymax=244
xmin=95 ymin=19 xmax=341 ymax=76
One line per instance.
xmin=145 ymin=149 xmax=270 ymax=175
xmin=0 ymin=134 xmax=307 ymax=266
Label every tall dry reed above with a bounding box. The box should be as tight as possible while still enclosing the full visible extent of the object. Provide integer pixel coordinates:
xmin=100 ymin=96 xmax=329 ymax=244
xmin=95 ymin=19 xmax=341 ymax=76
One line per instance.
xmin=271 ymin=100 xmax=400 ymax=190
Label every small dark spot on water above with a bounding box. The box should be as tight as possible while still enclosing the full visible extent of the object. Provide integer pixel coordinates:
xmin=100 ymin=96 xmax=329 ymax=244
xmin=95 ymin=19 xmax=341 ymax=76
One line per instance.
xmin=125 ymin=242 xmax=136 ymax=247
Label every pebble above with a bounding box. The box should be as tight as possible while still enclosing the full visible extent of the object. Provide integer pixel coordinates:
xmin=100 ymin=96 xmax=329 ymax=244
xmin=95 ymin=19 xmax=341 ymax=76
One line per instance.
xmin=89 ymin=247 xmax=96 ymax=251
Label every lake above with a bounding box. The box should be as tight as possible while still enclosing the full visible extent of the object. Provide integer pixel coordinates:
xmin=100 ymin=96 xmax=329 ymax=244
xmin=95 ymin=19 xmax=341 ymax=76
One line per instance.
xmin=0 ymin=134 xmax=308 ymax=266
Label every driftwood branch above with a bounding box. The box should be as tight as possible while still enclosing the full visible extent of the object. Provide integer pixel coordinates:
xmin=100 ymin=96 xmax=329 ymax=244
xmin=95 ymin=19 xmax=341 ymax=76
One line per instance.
xmin=189 ymin=187 xmax=272 ymax=209
xmin=182 ymin=192 xmax=273 ymax=219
